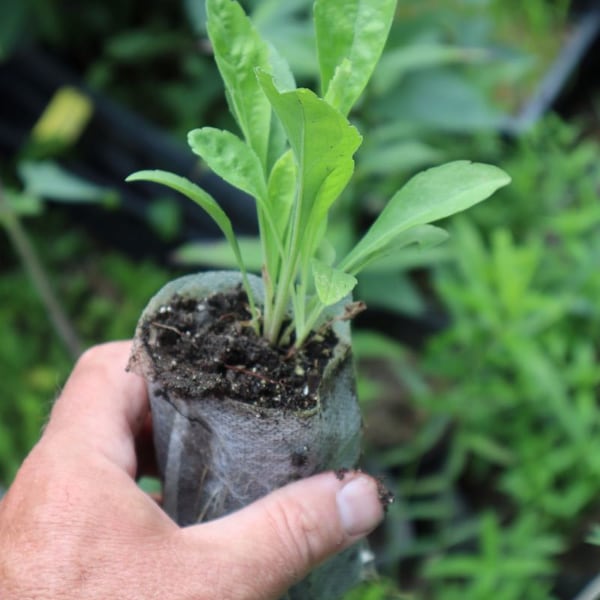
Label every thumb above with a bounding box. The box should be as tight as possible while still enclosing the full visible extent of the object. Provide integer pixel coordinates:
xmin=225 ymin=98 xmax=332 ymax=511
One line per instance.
xmin=177 ymin=471 xmax=386 ymax=600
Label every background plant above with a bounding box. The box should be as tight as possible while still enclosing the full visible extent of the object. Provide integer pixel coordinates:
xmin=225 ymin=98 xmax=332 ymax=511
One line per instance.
xmin=353 ymin=116 xmax=600 ymax=599
xmin=3 ymin=1 xmax=600 ymax=599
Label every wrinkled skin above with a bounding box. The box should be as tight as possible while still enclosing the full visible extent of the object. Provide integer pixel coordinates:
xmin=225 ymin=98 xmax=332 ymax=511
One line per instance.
xmin=0 ymin=342 xmax=384 ymax=600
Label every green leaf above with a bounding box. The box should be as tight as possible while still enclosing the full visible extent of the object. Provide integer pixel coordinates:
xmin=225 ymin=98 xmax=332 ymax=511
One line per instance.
xmin=306 ymin=163 xmax=356 ymax=258
xmin=106 ymin=31 xmax=187 ymax=61
xmin=343 ymin=224 xmax=449 ymax=274
xmin=267 ymin=149 xmax=296 ymax=235
xmin=265 ymin=43 xmax=296 ymax=171
xmin=311 ymin=258 xmax=357 ymax=306
xmin=207 ymin=0 xmax=275 ymax=170
xmin=257 ymin=70 xmax=362 ymax=255
xmin=587 ymin=524 xmax=600 ymax=546
xmin=372 ymin=45 xmax=487 ymax=96
xmin=341 ymin=161 xmax=510 ymax=273
xmin=146 ymin=198 xmax=182 ymax=241
xmin=19 ymin=161 xmax=116 ymax=205
xmin=313 ymin=161 xmax=355 ymax=221
xmin=357 ymin=271 xmax=425 ymax=316
xmin=322 ymin=58 xmax=352 ymax=114
xmin=172 ymin=237 xmax=263 ymax=272
xmin=188 ymin=127 xmax=267 ymax=200
xmin=266 ymin=38 xmax=296 ymax=92
xmin=359 ymin=139 xmax=444 ymax=176
xmin=126 ymin=170 xmax=246 ymax=274
xmin=315 ymin=0 xmax=397 ymax=115
xmin=1 ymin=188 xmax=43 ymax=218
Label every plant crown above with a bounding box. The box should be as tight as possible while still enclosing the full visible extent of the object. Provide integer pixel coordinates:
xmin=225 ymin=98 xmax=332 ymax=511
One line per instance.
xmin=127 ymin=0 xmax=510 ymax=348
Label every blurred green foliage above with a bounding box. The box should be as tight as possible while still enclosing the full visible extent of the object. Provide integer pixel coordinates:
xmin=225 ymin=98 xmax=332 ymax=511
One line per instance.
xmin=5 ymin=1 xmax=600 ymax=599
xmin=353 ymin=117 xmax=600 ymax=599
xmin=0 ymin=213 xmax=173 ymax=485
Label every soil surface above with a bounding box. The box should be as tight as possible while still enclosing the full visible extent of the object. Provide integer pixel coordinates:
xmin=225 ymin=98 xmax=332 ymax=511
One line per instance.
xmin=140 ymin=287 xmax=338 ymax=411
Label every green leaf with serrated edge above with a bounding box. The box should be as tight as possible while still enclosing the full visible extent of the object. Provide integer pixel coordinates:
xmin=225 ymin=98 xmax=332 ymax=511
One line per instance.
xmin=207 ymin=0 xmax=273 ymax=170
xmin=311 ymin=258 xmax=357 ymax=306
xmin=188 ymin=128 xmax=267 ymax=201
xmin=322 ymin=58 xmax=352 ymax=114
xmin=126 ymin=170 xmax=246 ymax=274
xmin=267 ymin=39 xmax=296 ymax=92
xmin=340 ymin=161 xmax=510 ymax=274
xmin=315 ymin=0 xmax=396 ymax=115
xmin=257 ymin=70 xmax=361 ymax=250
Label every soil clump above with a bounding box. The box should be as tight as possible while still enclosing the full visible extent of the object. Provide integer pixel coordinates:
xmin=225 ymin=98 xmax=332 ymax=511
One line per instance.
xmin=139 ymin=287 xmax=337 ymax=411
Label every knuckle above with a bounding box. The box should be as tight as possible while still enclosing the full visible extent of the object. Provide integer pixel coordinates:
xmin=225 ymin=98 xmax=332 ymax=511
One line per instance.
xmin=72 ymin=346 xmax=107 ymax=379
xmin=265 ymin=494 xmax=324 ymax=572
xmin=75 ymin=342 xmax=121 ymax=371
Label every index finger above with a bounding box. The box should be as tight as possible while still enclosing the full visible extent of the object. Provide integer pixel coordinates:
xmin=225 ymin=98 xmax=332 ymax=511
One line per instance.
xmin=45 ymin=341 xmax=149 ymax=477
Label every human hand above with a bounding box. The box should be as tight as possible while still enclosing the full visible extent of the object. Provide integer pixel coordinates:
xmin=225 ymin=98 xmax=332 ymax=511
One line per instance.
xmin=0 ymin=342 xmax=385 ymax=599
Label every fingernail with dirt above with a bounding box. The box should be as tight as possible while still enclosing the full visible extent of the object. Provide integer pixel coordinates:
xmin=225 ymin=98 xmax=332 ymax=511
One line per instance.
xmin=336 ymin=475 xmax=385 ymax=537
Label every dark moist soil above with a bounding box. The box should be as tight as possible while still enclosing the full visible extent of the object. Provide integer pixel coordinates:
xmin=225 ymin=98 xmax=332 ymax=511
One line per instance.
xmin=140 ymin=287 xmax=337 ymax=411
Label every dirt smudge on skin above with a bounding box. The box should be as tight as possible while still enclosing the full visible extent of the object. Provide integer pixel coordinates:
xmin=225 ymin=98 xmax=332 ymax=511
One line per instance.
xmin=334 ymin=468 xmax=395 ymax=511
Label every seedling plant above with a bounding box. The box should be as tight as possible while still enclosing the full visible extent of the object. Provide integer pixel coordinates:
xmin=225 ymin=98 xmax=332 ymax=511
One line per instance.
xmin=127 ymin=0 xmax=510 ymax=350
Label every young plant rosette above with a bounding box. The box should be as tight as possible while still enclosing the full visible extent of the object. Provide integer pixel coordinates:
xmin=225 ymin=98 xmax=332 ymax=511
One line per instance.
xmin=127 ymin=0 xmax=511 ymax=597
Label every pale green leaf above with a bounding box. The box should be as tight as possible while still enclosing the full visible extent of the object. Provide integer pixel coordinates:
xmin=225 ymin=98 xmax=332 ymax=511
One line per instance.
xmin=357 ymin=271 xmax=426 ymax=317
xmin=315 ymin=0 xmax=396 ymax=115
xmin=127 ymin=169 xmax=258 ymax=321
xmin=313 ymin=161 xmax=355 ymax=222
xmin=267 ymin=149 xmax=296 ymax=234
xmin=257 ymin=70 xmax=361 ymax=253
xmin=125 ymin=170 xmax=246 ymax=273
xmin=358 ymin=139 xmax=444 ymax=176
xmin=1 ymin=188 xmax=43 ymax=218
xmin=266 ymin=40 xmax=296 ymax=92
xmin=343 ymin=225 xmax=448 ymax=274
xmin=207 ymin=0 xmax=274 ymax=169
xmin=322 ymin=58 xmax=352 ymax=114
xmin=306 ymin=162 xmax=355 ymax=258
xmin=362 ymin=245 xmax=450 ymax=273
xmin=372 ymin=45 xmax=487 ymax=96
xmin=263 ymin=149 xmax=297 ymax=280
xmin=312 ymin=258 xmax=357 ymax=306
xmin=265 ymin=43 xmax=296 ymax=171
xmin=188 ymin=127 xmax=267 ymax=200
xmin=341 ymin=161 xmax=510 ymax=273
xmin=19 ymin=161 xmax=115 ymax=205
xmin=172 ymin=237 xmax=263 ymax=272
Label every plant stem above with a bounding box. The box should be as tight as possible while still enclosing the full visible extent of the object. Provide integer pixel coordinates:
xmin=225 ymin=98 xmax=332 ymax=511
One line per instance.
xmin=0 ymin=181 xmax=83 ymax=360
xmin=265 ymin=249 xmax=297 ymax=344
xmin=264 ymin=157 xmax=306 ymax=344
xmin=295 ymin=292 xmax=330 ymax=348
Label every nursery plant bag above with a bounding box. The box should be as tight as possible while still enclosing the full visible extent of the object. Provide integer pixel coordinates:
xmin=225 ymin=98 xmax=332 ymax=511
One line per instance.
xmin=129 ymin=271 xmax=366 ymax=598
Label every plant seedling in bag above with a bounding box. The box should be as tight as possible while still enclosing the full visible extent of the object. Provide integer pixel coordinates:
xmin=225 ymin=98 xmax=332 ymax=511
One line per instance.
xmin=127 ymin=0 xmax=510 ymax=597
